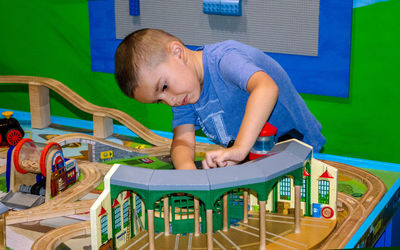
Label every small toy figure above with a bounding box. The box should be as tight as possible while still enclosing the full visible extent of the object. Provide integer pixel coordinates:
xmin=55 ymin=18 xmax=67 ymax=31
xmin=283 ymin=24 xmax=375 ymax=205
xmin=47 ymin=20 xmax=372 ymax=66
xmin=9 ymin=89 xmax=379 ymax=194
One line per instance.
xmin=0 ymin=111 xmax=25 ymax=146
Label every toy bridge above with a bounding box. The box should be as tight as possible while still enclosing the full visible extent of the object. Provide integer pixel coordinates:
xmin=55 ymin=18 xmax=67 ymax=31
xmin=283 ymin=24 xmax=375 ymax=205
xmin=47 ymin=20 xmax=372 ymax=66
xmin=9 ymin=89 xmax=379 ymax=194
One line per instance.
xmin=0 ymin=75 xmax=220 ymax=153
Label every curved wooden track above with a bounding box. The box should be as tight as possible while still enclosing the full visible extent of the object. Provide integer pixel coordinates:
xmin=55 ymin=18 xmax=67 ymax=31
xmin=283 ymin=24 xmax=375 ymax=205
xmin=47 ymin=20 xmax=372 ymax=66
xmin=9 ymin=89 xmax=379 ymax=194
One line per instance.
xmin=47 ymin=132 xmax=219 ymax=157
xmin=0 ymin=75 xmax=221 ymax=153
xmin=6 ymin=160 xmax=104 ymax=225
xmin=31 ymin=221 xmax=90 ymax=250
xmin=319 ymin=160 xmax=386 ymax=249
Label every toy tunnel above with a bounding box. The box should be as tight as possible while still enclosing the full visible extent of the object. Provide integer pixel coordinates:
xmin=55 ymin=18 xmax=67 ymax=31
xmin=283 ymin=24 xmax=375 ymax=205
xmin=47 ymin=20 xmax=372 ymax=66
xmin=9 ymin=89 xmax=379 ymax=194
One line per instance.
xmin=7 ymin=138 xmax=79 ymax=204
xmin=8 ymin=138 xmax=80 ymax=202
xmin=13 ymin=138 xmax=62 ymax=177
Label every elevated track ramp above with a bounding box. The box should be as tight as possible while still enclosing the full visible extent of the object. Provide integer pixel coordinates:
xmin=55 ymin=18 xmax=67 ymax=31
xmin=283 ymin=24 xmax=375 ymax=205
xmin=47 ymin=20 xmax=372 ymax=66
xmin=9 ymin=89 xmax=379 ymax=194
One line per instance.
xmin=0 ymin=75 xmax=220 ymax=153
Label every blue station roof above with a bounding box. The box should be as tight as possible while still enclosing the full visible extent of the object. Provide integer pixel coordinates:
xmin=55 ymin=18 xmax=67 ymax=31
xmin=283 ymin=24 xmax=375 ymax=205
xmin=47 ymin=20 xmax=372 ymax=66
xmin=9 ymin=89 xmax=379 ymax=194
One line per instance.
xmin=110 ymin=139 xmax=312 ymax=192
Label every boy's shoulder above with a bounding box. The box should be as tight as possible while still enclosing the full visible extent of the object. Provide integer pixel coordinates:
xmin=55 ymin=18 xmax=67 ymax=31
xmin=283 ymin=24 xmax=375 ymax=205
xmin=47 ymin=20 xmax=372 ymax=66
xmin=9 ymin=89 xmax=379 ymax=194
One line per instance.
xmin=204 ymin=40 xmax=257 ymax=61
xmin=205 ymin=40 xmax=248 ymax=50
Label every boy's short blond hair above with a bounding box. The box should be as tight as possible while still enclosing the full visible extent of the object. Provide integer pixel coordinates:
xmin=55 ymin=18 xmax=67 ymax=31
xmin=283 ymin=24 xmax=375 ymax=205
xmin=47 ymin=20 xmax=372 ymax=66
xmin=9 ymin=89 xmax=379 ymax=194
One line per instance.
xmin=114 ymin=28 xmax=183 ymax=98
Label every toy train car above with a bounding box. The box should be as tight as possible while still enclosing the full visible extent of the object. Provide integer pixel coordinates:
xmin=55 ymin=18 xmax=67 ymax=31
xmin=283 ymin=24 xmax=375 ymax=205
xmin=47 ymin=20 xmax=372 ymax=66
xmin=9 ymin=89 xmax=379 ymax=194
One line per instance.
xmin=0 ymin=111 xmax=24 ymax=146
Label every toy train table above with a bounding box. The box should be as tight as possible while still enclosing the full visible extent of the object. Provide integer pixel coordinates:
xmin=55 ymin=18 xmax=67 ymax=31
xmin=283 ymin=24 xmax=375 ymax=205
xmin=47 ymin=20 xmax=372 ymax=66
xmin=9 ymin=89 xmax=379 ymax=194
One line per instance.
xmin=0 ymin=113 xmax=398 ymax=249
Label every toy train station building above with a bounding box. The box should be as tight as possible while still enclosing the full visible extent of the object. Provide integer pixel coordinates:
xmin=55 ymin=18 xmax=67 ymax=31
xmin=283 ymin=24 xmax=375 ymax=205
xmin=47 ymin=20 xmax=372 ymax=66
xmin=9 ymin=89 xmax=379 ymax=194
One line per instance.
xmin=91 ymin=139 xmax=337 ymax=250
xmin=259 ymin=158 xmax=337 ymax=219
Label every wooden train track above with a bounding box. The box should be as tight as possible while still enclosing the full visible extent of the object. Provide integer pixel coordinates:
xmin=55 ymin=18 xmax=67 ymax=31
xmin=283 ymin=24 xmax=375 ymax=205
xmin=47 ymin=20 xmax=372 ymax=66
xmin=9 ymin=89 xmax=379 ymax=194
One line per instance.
xmin=31 ymin=221 xmax=90 ymax=250
xmin=6 ymin=160 xmax=103 ymax=225
xmin=319 ymin=160 xmax=386 ymax=249
xmin=0 ymin=75 xmax=221 ymax=153
xmin=47 ymin=132 xmax=219 ymax=157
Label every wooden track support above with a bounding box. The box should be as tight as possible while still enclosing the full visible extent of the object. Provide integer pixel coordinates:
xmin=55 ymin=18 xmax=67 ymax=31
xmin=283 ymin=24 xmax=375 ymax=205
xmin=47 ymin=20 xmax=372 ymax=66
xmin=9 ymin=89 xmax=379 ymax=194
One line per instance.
xmin=87 ymin=143 xmax=94 ymax=162
xmin=93 ymin=113 xmax=113 ymax=138
xmin=29 ymin=84 xmax=50 ymax=129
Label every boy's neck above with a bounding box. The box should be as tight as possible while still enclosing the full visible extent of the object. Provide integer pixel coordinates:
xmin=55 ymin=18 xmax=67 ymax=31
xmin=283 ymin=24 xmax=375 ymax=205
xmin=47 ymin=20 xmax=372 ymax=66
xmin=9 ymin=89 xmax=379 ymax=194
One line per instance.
xmin=187 ymin=49 xmax=204 ymax=88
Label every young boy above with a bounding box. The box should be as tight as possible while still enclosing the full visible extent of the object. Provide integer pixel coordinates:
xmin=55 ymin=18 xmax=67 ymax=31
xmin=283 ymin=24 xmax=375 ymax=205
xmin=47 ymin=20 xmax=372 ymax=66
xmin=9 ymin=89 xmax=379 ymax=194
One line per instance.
xmin=114 ymin=28 xmax=325 ymax=170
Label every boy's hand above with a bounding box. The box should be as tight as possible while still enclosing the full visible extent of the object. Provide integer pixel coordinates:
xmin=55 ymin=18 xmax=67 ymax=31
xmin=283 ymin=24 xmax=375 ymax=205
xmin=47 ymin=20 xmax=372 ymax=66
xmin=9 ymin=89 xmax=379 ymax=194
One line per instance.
xmin=202 ymin=146 xmax=247 ymax=169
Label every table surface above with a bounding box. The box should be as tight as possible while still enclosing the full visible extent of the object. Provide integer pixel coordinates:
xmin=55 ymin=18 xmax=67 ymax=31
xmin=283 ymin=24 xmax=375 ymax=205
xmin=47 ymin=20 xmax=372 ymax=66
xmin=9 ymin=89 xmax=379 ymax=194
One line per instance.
xmin=2 ymin=108 xmax=400 ymax=249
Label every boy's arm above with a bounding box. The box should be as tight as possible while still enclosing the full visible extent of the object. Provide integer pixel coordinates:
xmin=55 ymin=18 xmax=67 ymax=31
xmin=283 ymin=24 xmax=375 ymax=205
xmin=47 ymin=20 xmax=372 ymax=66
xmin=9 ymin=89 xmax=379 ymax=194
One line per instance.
xmin=171 ymin=124 xmax=197 ymax=170
xmin=202 ymin=71 xmax=279 ymax=168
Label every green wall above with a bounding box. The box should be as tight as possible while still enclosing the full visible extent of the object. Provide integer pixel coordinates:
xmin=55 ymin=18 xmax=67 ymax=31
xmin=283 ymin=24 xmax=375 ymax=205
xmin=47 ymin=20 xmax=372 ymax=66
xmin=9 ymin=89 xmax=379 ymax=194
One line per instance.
xmin=1 ymin=1 xmax=399 ymax=164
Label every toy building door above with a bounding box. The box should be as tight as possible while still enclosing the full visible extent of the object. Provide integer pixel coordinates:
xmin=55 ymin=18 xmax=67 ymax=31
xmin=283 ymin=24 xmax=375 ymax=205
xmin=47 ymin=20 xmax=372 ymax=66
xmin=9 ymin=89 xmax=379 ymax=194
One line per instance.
xmin=171 ymin=196 xmax=195 ymax=234
xmin=229 ymin=189 xmax=244 ymax=222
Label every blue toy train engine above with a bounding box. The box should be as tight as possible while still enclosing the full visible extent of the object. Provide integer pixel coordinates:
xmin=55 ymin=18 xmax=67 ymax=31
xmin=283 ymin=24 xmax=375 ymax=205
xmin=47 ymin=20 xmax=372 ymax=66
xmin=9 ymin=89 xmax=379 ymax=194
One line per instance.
xmin=0 ymin=111 xmax=25 ymax=146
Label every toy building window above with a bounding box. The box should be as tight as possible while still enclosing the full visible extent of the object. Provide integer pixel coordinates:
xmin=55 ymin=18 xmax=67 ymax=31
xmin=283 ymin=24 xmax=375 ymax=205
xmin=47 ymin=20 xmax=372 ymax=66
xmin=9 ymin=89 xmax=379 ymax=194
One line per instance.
xmin=279 ymin=177 xmax=291 ymax=200
xmin=154 ymin=200 xmax=164 ymax=218
xmin=301 ymin=178 xmax=306 ymax=202
xmin=171 ymin=196 xmax=194 ymax=220
xmin=114 ymin=206 xmax=122 ymax=233
xmin=135 ymin=196 xmax=142 ymax=215
xmin=100 ymin=215 xmax=108 ymax=243
xmin=229 ymin=189 xmax=244 ymax=206
xmin=123 ymin=201 xmax=130 ymax=227
xmin=318 ymin=180 xmax=330 ymax=204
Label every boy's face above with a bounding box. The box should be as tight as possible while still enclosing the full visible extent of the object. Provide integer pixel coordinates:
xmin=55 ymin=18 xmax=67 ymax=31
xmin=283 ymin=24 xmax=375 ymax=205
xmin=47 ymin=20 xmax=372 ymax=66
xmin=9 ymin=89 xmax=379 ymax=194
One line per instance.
xmin=134 ymin=52 xmax=202 ymax=107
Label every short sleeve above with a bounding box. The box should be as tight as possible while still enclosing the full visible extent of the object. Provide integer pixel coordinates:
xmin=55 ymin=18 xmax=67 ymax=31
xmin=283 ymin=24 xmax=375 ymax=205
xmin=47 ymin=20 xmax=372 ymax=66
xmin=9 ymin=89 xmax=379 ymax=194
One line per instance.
xmin=172 ymin=104 xmax=198 ymax=129
xmin=218 ymin=50 xmax=263 ymax=91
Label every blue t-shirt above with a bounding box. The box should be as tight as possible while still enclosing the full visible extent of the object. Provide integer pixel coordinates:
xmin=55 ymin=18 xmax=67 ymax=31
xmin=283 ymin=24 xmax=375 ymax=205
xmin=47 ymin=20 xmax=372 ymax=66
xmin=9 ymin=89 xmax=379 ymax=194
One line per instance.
xmin=172 ymin=40 xmax=325 ymax=152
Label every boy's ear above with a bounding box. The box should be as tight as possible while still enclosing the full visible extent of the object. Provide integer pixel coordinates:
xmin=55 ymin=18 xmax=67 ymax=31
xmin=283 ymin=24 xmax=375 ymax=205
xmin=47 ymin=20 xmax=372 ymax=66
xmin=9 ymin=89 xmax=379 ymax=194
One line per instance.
xmin=169 ymin=41 xmax=187 ymax=62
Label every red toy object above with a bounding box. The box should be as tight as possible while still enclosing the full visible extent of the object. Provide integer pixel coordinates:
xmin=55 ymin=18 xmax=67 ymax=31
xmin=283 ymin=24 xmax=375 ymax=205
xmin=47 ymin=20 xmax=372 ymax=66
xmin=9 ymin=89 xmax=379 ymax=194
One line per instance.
xmin=13 ymin=138 xmax=34 ymax=174
xmin=40 ymin=142 xmax=62 ymax=177
xmin=0 ymin=111 xmax=25 ymax=146
xmin=258 ymin=122 xmax=277 ymax=137
xmin=6 ymin=129 xmax=23 ymax=145
xmin=321 ymin=206 xmax=334 ymax=219
xmin=249 ymin=122 xmax=277 ymax=161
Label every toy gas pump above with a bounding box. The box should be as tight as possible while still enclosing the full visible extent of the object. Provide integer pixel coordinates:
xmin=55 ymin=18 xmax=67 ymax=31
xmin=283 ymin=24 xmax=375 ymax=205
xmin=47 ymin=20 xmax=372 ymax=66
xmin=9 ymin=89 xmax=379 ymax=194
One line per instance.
xmin=249 ymin=122 xmax=277 ymax=160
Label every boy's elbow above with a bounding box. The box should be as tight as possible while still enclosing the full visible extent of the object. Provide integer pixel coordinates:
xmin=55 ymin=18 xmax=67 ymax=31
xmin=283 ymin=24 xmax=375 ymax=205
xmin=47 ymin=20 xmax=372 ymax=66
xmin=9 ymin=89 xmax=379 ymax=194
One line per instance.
xmin=254 ymin=72 xmax=279 ymax=99
xmin=272 ymin=82 xmax=279 ymax=99
xmin=269 ymin=80 xmax=278 ymax=92
xmin=171 ymin=136 xmax=195 ymax=152
xmin=263 ymin=79 xmax=279 ymax=100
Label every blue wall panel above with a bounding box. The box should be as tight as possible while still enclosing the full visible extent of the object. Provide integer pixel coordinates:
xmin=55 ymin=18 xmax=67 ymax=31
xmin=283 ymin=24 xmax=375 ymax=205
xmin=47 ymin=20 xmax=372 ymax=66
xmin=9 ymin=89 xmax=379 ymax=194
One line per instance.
xmin=89 ymin=0 xmax=353 ymax=97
